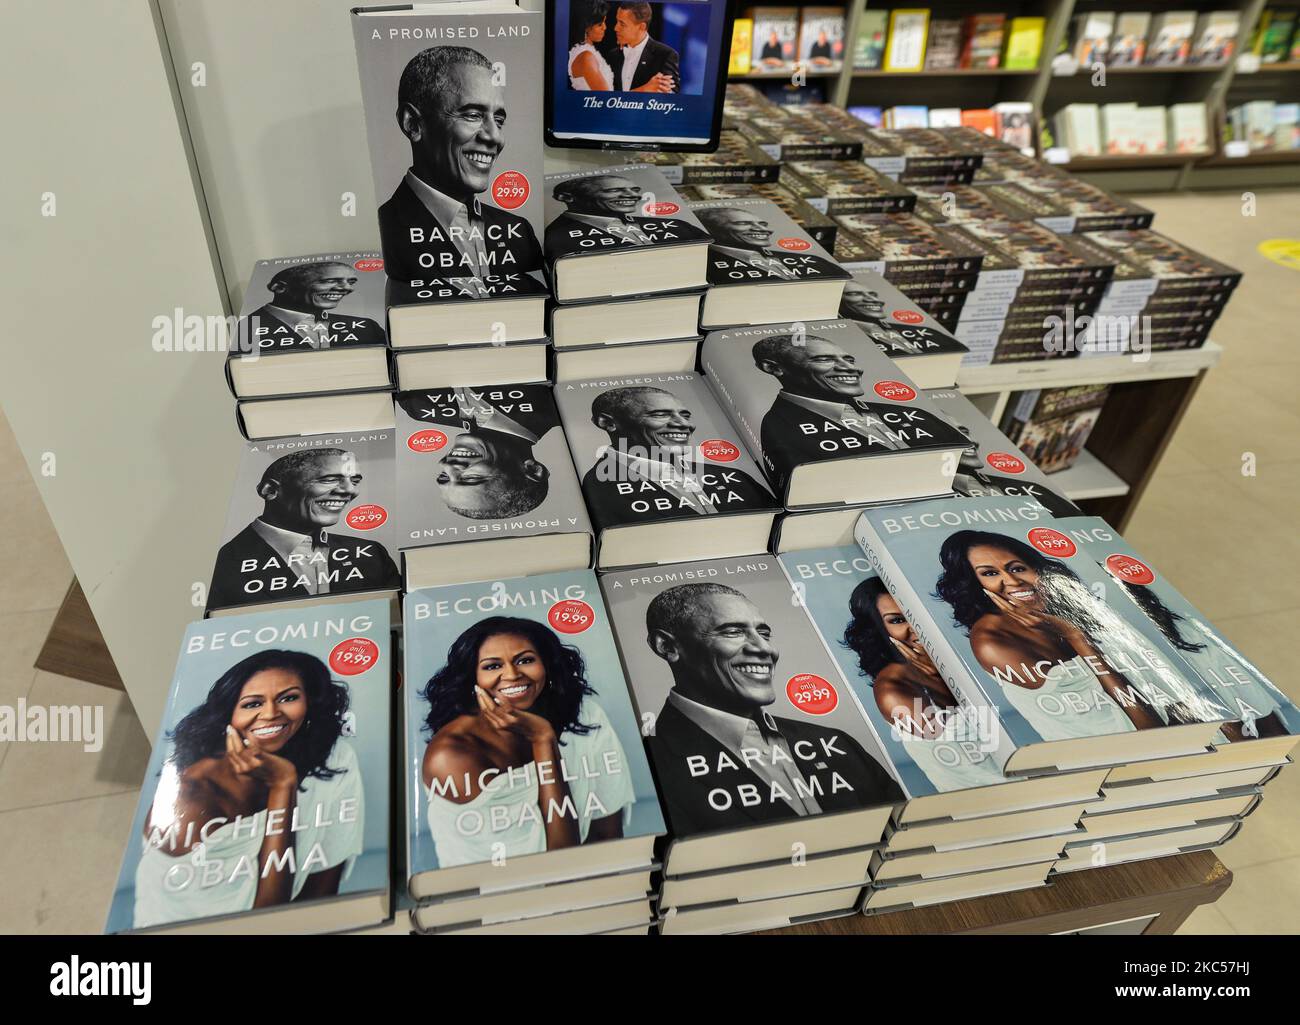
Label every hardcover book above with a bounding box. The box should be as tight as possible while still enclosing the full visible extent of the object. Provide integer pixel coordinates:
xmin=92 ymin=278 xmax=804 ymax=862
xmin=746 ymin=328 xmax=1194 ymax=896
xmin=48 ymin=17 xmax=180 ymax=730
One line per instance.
xmin=385 ymin=271 xmax=549 ymax=350
xmin=700 ymin=318 xmax=968 ymax=508
xmin=600 ymin=554 xmax=905 ymax=875
xmin=852 ymin=9 xmax=889 ymax=69
xmin=729 ymin=16 xmax=754 ymax=75
xmin=393 ymin=384 xmax=593 ymax=590
xmin=838 ymin=268 xmax=968 ymax=389
xmin=799 ymin=6 xmax=845 ymax=71
xmin=961 ymin=13 xmax=1006 ymax=68
xmin=1108 ymin=13 xmax=1151 ymax=66
xmin=683 ymin=179 xmax=842 ymax=248
xmin=1145 ymin=11 xmax=1196 ymax=66
xmin=925 ymin=388 xmax=1080 ymax=518
xmin=689 ymin=196 xmax=849 ymax=329
xmin=402 ymin=570 xmax=665 ymax=899
xmin=1056 ymin=518 xmax=1300 ymax=756
xmin=106 ymin=600 xmax=392 ymax=933
xmin=1190 ymin=10 xmax=1241 ymax=64
xmin=207 ymin=431 xmax=400 ymax=616
xmin=924 ymin=18 xmax=963 ymax=69
xmin=554 ymin=371 xmax=779 ymax=569
xmin=229 ymin=252 xmax=391 ymax=400
xmin=749 ymin=6 xmax=800 ymax=70
xmin=543 ymin=164 xmax=712 ymax=303
xmin=783 ymin=160 xmax=916 ymax=216
xmin=780 ymin=547 xmax=1109 ymax=827
xmin=635 ymin=131 xmax=781 ymax=186
xmin=352 ymin=3 xmax=544 ymax=284
xmin=854 ymin=495 xmax=1234 ymax=774
xmin=884 ymin=9 xmax=930 ymax=72
xmin=1003 ymin=16 xmax=1045 ymax=69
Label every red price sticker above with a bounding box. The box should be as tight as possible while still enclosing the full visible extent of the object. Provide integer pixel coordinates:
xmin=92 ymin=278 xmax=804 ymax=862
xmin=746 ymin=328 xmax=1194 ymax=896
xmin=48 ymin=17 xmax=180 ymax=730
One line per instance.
xmin=346 ymin=504 xmax=388 ymax=530
xmin=548 ymin=599 xmax=595 ymax=635
xmin=786 ymin=673 xmax=838 ymax=715
xmin=699 ymin=438 xmax=740 ymax=462
xmin=329 ymin=637 xmax=379 ymax=676
xmin=985 ymin=452 xmax=1026 ymax=474
xmin=644 ymin=200 xmax=679 ymax=215
xmin=891 ymin=309 xmax=924 ymax=325
xmin=491 ymin=170 xmax=530 ymax=210
xmin=354 ymin=258 xmax=384 ymax=272
xmin=777 ymin=237 xmax=811 ymax=251
xmin=1026 ymin=528 xmax=1077 ymax=558
xmin=407 ymin=429 xmax=448 ymax=453
xmin=873 ymin=380 xmax=917 ymax=402
xmin=1105 ymin=554 xmax=1155 ymax=586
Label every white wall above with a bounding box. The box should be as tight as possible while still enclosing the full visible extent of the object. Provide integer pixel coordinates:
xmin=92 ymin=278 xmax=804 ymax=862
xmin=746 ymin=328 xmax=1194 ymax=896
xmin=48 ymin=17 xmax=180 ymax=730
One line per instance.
xmin=0 ymin=0 xmax=236 ymax=734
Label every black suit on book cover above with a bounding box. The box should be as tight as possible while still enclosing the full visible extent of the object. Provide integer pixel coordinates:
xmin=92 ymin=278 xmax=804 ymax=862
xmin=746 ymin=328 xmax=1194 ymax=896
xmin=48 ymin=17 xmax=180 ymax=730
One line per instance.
xmin=544 ymin=211 xmax=708 ymax=259
xmin=244 ymin=305 xmax=387 ymax=351
xmin=238 ymin=259 xmax=386 ymax=352
xmin=607 ymin=36 xmax=680 ymax=91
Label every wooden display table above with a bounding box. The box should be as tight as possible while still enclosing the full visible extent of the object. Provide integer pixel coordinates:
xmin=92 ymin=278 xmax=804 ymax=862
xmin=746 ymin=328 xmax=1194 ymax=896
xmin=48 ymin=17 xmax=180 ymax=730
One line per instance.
xmin=767 ymin=851 xmax=1231 ymax=936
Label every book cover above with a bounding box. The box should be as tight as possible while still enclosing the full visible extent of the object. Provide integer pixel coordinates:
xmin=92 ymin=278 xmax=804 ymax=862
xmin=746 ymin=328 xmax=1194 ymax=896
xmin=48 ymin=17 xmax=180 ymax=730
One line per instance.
xmin=689 ymin=196 xmax=848 ymax=287
xmin=234 ymin=252 xmax=388 ymax=357
xmin=1059 ymin=520 xmax=1300 ymax=744
xmin=1108 ymin=13 xmax=1151 ymax=66
xmin=352 ymin=4 xmax=545 ymax=284
xmin=750 ymin=6 xmax=800 ymax=69
xmin=700 ymin=318 xmax=968 ymax=502
xmin=543 ymin=163 xmax=711 ymax=267
xmin=961 ymin=13 xmax=1006 ymax=68
xmin=393 ymin=384 xmax=592 ymax=553
xmin=925 ymin=388 xmax=1080 ymax=518
xmin=207 ymin=432 xmax=400 ymax=615
xmin=730 ymin=17 xmax=754 ymax=75
xmin=1257 ymin=8 xmax=1298 ymax=61
xmin=106 ymin=600 xmax=392 ymax=932
xmin=684 ymin=180 xmax=841 ymax=248
xmin=636 ymin=131 xmax=780 ymax=186
xmin=799 ymin=6 xmax=845 ymax=70
xmin=1003 ymin=16 xmax=1045 ymax=69
xmin=600 ymin=555 xmax=905 ymax=838
xmin=1146 ymin=11 xmax=1196 ymax=65
xmin=838 ymin=267 xmax=969 ymax=365
xmin=403 ymin=571 xmax=664 ymax=876
xmin=1072 ymin=11 xmax=1114 ymax=64
xmin=962 ymin=108 xmax=1000 ymax=137
xmin=385 ymin=270 xmax=549 ymax=317
xmin=854 ymin=496 xmax=1233 ymax=752
xmin=553 ymin=371 xmax=777 ymax=533
xmin=780 ymin=547 xmax=1014 ymax=796
xmin=924 ymin=18 xmax=963 ymax=69
xmin=853 ymin=10 xmax=889 ymax=69
xmin=885 ymin=9 xmax=930 ymax=72
xmin=1190 ymin=10 xmax=1241 ymax=64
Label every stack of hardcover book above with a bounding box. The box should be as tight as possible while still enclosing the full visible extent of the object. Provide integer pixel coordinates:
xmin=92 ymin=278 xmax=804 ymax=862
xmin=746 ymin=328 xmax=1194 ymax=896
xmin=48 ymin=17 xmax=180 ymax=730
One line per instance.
xmin=679 ymin=180 xmax=840 ymax=250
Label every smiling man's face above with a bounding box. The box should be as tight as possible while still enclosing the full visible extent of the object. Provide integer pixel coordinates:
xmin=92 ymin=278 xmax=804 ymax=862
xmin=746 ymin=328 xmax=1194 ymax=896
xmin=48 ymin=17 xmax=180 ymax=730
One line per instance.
xmin=410 ymin=62 xmax=505 ymax=202
xmin=603 ymin=389 xmax=695 ymax=457
xmin=568 ymin=176 xmax=642 ymax=218
xmin=839 ymin=281 xmax=886 ymax=321
xmin=275 ymin=264 xmax=357 ymax=315
xmin=770 ymin=337 xmax=864 ymax=401
xmin=709 ymin=209 xmax=774 ymax=251
xmin=670 ymin=592 xmax=779 ymax=712
xmin=263 ymin=453 xmax=361 ymax=532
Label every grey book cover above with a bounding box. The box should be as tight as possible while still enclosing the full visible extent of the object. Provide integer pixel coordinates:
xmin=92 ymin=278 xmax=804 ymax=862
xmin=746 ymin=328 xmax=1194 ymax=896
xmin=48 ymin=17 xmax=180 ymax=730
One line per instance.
xmin=393 ymin=384 xmax=592 ymax=551
xmin=924 ymin=388 xmax=1081 ymax=520
xmin=352 ymin=4 xmax=545 ymax=283
xmin=599 ymin=555 xmax=905 ymax=840
xmin=232 ymin=252 xmax=388 ymax=357
xmin=207 ymin=431 xmax=400 ymax=614
xmin=553 ymin=371 xmax=777 ymax=533
xmin=543 ymin=163 xmax=711 ymax=265
xmin=700 ymin=318 xmax=968 ymax=500
xmin=838 ymin=267 xmax=967 ymax=363
xmin=686 ymin=196 xmax=848 ymax=289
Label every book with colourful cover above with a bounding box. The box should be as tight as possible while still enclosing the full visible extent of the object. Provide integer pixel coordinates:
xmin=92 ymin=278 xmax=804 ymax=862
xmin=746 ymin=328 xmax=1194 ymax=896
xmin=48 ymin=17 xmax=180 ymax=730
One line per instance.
xmin=106 ymin=600 xmax=392 ymax=933
xmin=853 ymin=9 xmax=890 ymax=69
xmin=730 ymin=17 xmax=754 ymax=75
xmin=854 ymin=495 xmax=1234 ymax=773
xmin=1003 ymin=16 xmax=1045 ymax=69
xmin=403 ymin=570 xmax=665 ymax=900
xmin=885 ymin=9 xmax=931 ymax=72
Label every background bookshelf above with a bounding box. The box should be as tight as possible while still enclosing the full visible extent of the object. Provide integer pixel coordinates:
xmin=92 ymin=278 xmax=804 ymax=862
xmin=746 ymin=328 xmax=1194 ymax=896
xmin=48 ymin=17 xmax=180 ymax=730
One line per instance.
xmin=732 ymin=0 xmax=1300 ymax=191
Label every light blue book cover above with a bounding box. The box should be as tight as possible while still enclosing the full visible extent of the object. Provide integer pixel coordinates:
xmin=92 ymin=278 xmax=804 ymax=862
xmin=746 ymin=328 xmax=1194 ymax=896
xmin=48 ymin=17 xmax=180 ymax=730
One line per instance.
xmin=780 ymin=545 xmax=1013 ymax=798
xmin=403 ymin=570 xmax=664 ymax=883
xmin=106 ymin=599 xmax=391 ymax=933
xmin=855 ymin=496 xmax=1232 ymax=752
xmin=1060 ymin=516 xmax=1300 ymax=745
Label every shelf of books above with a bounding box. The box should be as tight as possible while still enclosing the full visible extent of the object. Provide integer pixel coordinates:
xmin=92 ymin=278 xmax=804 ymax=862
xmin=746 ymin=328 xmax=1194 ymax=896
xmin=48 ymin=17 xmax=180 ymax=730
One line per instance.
xmin=729 ymin=1 xmax=1300 ymax=189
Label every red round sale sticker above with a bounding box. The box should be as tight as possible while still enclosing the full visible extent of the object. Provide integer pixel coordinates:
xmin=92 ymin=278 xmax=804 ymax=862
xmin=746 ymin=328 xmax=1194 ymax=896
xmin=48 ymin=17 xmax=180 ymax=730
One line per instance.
xmin=407 ymin=429 xmax=448 ymax=453
xmin=644 ymin=200 xmax=679 ymax=215
xmin=873 ymin=380 xmax=917 ymax=402
xmin=1026 ymin=528 xmax=1077 ymax=558
xmin=345 ymin=504 xmax=388 ymax=530
xmin=548 ymin=599 xmax=595 ymax=635
xmin=1105 ymin=554 xmax=1155 ymax=586
xmin=353 ymin=258 xmax=384 ymax=272
xmin=985 ymin=452 xmax=1026 ymax=474
xmin=699 ymin=438 xmax=740 ymax=462
xmin=329 ymin=637 xmax=379 ymax=676
xmin=777 ymin=237 xmax=811 ymax=251
xmin=891 ymin=309 xmax=924 ymax=325
xmin=787 ymin=674 xmax=838 ymax=715
xmin=491 ymin=170 xmax=530 ymax=210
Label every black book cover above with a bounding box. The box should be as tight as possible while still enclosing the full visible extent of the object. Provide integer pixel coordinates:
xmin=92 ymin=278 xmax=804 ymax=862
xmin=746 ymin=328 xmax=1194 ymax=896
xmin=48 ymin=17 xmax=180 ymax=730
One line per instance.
xmin=688 ymin=196 xmax=848 ymax=289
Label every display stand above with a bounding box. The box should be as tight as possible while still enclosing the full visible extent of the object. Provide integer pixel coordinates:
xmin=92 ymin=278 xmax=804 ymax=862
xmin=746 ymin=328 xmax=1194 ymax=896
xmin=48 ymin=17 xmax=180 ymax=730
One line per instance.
xmin=766 ymin=850 xmax=1231 ymax=935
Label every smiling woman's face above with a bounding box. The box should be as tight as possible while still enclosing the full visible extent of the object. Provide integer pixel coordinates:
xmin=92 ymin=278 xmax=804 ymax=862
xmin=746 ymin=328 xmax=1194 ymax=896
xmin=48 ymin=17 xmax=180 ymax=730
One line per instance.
xmin=966 ymin=544 xmax=1043 ymax=610
xmin=476 ymin=632 xmax=547 ymax=711
xmin=229 ymin=668 xmax=308 ymax=752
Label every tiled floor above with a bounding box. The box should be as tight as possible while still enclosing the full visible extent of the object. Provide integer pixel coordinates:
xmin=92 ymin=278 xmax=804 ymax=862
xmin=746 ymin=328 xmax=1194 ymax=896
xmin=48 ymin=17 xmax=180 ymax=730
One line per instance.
xmin=0 ymin=190 xmax=1296 ymax=935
